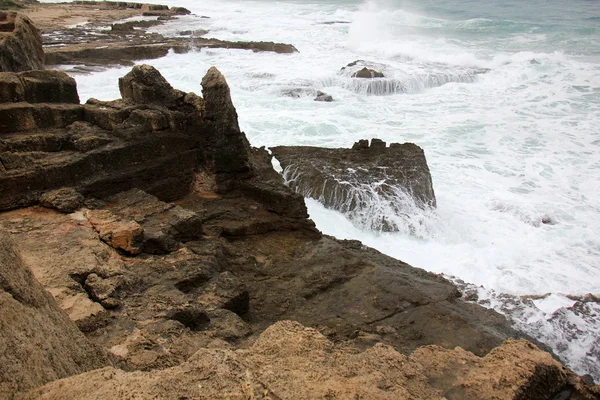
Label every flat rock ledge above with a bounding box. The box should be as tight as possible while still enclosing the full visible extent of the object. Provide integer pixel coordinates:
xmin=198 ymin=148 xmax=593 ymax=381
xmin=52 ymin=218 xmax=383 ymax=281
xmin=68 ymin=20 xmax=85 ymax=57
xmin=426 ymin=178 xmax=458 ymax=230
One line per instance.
xmin=8 ymin=3 xmax=298 ymax=70
xmin=271 ymin=138 xmax=436 ymax=232
xmin=0 ymin=66 xmax=599 ymax=398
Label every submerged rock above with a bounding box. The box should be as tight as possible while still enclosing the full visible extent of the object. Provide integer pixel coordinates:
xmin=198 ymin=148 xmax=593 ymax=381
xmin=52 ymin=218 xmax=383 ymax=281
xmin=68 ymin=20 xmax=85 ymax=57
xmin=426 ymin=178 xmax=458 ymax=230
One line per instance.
xmin=271 ymin=138 xmax=436 ymax=232
xmin=0 ymin=11 xmax=44 ymax=72
xmin=314 ymin=90 xmax=334 ymax=102
xmin=353 ymin=66 xmax=385 ymax=78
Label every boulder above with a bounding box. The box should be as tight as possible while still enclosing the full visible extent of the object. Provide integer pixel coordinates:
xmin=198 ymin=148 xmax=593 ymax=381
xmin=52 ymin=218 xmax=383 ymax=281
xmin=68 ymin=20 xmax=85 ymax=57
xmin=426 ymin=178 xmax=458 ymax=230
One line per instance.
xmin=0 ymin=11 xmax=44 ymax=72
xmin=198 ymin=271 xmax=250 ymax=315
xmin=0 ymin=231 xmax=110 ymax=397
xmin=271 ymin=138 xmax=436 ymax=231
xmin=39 ymin=187 xmax=84 ymax=213
xmin=118 ymin=64 xmax=183 ymax=106
xmin=353 ymin=66 xmax=384 ymax=78
xmin=86 ymin=210 xmax=144 ymax=255
xmin=314 ymin=90 xmax=334 ymax=102
xmin=18 ymin=70 xmax=79 ymax=103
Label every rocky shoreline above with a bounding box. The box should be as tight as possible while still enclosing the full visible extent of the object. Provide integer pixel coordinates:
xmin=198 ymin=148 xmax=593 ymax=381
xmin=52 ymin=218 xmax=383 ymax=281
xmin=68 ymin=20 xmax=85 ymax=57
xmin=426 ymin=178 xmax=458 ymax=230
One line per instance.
xmin=1 ymin=3 xmax=600 ymax=399
xmin=5 ymin=0 xmax=297 ymax=71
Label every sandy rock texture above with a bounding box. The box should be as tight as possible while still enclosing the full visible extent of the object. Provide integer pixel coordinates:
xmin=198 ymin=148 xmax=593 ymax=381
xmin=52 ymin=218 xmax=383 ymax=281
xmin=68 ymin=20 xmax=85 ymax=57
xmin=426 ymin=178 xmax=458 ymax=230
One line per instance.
xmin=0 ymin=11 xmax=43 ymax=72
xmin=0 ymin=231 xmax=111 ymax=398
xmin=18 ymin=321 xmax=600 ymax=400
xmin=1 ymin=58 xmax=600 ymax=399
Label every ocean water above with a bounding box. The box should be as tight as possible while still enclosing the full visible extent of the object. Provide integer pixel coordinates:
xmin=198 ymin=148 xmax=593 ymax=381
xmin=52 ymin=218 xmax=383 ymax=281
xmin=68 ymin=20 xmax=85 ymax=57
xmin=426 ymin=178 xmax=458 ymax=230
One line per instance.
xmin=51 ymin=0 xmax=600 ymax=380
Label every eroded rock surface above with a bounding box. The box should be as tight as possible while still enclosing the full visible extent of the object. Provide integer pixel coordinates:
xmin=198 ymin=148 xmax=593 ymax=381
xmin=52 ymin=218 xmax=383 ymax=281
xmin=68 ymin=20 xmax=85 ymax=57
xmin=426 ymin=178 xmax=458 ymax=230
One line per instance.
xmin=0 ymin=11 xmax=43 ymax=72
xmin=0 ymin=231 xmax=110 ymax=398
xmin=10 ymin=3 xmax=297 ymax=69
xmin=272 ymin=138 xmax=437 ymax=231
xmin=2 ymin=65 xmax=599 ymax=397
xmin=18 ymin=321 xmax=600 ymax=400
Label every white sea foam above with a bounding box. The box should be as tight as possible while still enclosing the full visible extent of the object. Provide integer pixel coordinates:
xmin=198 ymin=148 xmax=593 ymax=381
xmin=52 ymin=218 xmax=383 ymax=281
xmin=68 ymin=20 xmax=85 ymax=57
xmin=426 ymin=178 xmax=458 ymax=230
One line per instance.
xmin=61 ymin=0 xmax=600 ymax=380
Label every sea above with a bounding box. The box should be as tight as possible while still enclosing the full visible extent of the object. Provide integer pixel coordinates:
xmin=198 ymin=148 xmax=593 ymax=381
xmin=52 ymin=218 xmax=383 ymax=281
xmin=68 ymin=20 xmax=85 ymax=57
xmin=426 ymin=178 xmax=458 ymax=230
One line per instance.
xmin=45 ymin=0 xmax=600 ymax=381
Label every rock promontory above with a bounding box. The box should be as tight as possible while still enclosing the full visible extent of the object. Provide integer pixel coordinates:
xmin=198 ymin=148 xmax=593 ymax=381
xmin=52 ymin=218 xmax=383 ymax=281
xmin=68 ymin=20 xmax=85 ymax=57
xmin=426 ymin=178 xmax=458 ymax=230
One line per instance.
xmin=271 ymin=138 xmax=437 ymax=232
xmin=1 ymin=64 xmax=599 ymax=399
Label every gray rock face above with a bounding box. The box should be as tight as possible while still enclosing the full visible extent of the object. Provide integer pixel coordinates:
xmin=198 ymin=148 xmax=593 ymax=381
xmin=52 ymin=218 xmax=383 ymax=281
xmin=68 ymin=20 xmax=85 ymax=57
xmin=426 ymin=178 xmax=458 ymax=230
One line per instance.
xmin=0 ymin=231 xmax=110 ymax=398
xmin=271 ymin=138 xmax=437 ymax=232
xmin=0 ymin=11 xmax=44 ymax=72
xmin=314 ymin=91 xmax=334 ymax=102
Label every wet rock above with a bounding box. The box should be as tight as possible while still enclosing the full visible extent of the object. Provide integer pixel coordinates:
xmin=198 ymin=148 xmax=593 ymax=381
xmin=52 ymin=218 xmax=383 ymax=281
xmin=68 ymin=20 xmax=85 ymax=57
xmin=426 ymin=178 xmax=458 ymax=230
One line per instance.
xmin=0 ymin=231 xmax=110 ymax=397
xmin=271 ymin=138 xmax=436 ymax=231
xmin=39 ymin=187 xmax=84 ymax=213
xmin=171 ymin=6 xmax=191 ymax=15
xmin=353 ymin=66 xmax=385 ymax=78
xmin=314 ymin=90 xmax=334 ymax=102
xmin=0 ymin=11 xmax=44 ymax=72
xmin=281 ymin=87 xmax=316 ymax=98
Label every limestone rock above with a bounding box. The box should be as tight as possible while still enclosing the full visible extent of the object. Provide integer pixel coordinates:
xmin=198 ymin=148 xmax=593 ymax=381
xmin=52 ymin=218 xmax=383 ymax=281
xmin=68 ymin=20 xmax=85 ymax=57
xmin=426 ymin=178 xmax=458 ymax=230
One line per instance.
xmin=86 ymin=210 xmax=144 ymax=255
xmin=40 ymin=188 xmax=84 ymax=213
xmin=0 ymin=11 xmax=44 ymax=72
xmin=200 ymin=66 xmax=253 ymax=188
xmin=198 ymin=271 xmax=249 ymax=315
xmin=118 ymin=64 xmax=182 ymax=106
xmin=0 ymin=231 xmax=110 ymax=398
xmin=271 ymin=139 xmax=436 ymax=231
xmin=410 ymin=339 xmax=585 ymax=400
xmin=18 ymin=70 xmax=79 ymax=104
xmin=21 ymin=321 xmax=599 ymax=400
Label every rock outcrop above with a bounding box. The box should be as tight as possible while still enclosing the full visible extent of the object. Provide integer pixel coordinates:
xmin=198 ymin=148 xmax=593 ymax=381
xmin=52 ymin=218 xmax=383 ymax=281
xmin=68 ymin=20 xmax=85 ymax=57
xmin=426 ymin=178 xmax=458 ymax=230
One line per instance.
xmin=314 ymin=90 xmax=334 ymax=102
xmin=353 ymin=66 xmax=385 ymax=78
xmin=271 ymin=138 xmax=437 ymax=231
xmin=0 ymin=231 xmax=110 ymax=398
xmin=8 ymin=3 xmax=297 ymax=69
xmin=342 ymin=60 xmax=385 ymax=78
xmin=2 ymin=65 xmax=599 ymax=397
xmin=0 ymin=11 xmax=43 ymax=72
xmin=18 ymin=321 xmax=600 ymax=400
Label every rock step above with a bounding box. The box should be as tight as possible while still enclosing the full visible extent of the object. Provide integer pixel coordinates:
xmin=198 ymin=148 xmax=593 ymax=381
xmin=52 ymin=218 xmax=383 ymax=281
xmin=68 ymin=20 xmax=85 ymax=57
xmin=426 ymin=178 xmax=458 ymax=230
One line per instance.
xmin=0 ymin=102 xmax=84 ymax=133
xmin=0 ymin=70 xmax=79 ymax=103
xmin=0 ymin=134 xmax=197 ymax=210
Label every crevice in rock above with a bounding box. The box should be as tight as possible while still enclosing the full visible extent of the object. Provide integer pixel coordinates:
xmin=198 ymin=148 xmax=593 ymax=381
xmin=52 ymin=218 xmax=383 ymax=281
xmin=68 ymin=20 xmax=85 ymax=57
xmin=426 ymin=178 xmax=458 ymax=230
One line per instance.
xmin=365 ymin=303 xmax=418 ymax=325
xmin=174 ymin=274 xmax=211 ymax=294
xmin=169 ymin=307 xmax=210 ymax=331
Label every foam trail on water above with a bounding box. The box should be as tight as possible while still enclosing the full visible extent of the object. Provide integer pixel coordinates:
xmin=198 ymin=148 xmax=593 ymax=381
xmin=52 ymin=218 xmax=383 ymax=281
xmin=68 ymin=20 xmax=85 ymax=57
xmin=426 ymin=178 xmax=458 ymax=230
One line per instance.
xmin=281 ymin=164 xmax=438 ymax=235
